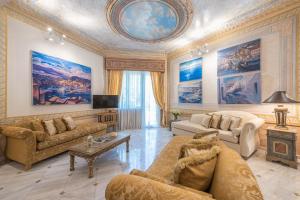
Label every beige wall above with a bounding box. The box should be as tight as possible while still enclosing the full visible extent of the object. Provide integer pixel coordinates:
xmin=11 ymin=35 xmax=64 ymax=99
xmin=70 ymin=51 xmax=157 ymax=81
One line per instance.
xmin=6 ymin=17 xmax=105 ymax=117
xmin=168 ymin=11 xmax=298 ymax=118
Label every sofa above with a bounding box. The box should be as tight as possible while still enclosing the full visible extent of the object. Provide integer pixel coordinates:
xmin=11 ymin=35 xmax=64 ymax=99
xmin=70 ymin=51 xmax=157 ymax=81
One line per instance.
xmin=106 ymin=135 xmax=263 ymax=200
xmin=172 ymin=111 xmax=265 ymax=158
xmin=0 ymin=118 xmax=107 ymax=170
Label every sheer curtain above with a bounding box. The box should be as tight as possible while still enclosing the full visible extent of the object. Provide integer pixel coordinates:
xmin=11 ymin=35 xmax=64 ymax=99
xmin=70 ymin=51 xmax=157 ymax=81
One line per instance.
xmin=119 ymin=71 xmax=160 ymax=130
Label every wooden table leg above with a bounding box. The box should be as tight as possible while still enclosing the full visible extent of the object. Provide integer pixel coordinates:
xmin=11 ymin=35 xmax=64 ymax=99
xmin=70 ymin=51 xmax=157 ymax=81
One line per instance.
xmin=87 ymin=158 xmax=95 ymax=178
xmin=70 ymin=154 xmax=75 ymax=171
xmin=126 ymin=140 xmax=129 ymax=152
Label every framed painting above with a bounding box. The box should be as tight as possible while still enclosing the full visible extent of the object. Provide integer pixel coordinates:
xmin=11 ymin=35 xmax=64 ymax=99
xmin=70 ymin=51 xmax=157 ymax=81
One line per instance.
xmin=217 ymin=39 xmax=261 ymax=104
xmin=218 ymin=72 xmax=261 ymax=104
xmin=32 ymin=51 xmax=92 ymax=105
xmin=178 ymin=81 xmax=202 ymax=104
xmin=179 ymin=57 xmax=202 ymax=82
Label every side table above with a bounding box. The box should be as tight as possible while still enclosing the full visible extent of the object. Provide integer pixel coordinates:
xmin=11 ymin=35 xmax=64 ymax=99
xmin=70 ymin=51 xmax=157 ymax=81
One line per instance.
xmin=266 ymin=127 xmax=297 ymax=169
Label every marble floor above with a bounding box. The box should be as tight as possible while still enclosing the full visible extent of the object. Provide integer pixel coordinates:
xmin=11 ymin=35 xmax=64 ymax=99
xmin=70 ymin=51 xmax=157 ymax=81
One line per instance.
xmin=0 ymin=128 xmax=299 ymax=200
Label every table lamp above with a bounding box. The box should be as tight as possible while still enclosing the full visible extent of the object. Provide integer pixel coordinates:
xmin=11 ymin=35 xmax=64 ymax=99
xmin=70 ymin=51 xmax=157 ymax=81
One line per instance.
xmin=263 ymin=91 xmax=298 ymax=129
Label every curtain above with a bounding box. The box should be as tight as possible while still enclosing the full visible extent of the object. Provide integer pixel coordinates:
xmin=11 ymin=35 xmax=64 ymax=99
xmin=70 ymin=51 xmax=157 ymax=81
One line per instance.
xmin=107 ymin=70 xmax=123 ymax=95
xmin=150 ymin=72 xmax=166 ymax=126
xmin=119 ymin=71 xmax=160 ymax=130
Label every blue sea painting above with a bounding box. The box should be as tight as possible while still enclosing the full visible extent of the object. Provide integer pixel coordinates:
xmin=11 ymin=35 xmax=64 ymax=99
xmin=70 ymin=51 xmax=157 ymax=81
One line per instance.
xmin=218 ymin=72 xmax=261 ymax=104
xmin=32 ymin=51 xmax=91 ymax=105
xmin=178 ymin=81 xmax=202 ymax=104
xmin=217 ymin=39 xmax=260 ymax=76
xmin=179 ymin=58 xmax=202 ymax=82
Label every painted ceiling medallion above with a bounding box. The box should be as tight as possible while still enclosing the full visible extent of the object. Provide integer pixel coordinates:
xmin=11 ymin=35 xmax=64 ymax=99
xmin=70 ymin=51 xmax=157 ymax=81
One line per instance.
xmin=106 ymin=0 xmax=193 ymax=43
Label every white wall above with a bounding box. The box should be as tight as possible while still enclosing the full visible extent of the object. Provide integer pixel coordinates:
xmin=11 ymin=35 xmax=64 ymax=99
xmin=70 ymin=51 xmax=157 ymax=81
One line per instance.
xmin=7 ymin=17 xmax=105 ymax=117
xmin=169 ymin=16 xmax=297 ymax=116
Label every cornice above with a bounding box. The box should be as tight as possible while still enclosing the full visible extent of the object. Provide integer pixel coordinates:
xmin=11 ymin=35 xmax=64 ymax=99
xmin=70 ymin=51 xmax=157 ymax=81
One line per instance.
xmin=167 ymin=0 xmax=300 ymax=60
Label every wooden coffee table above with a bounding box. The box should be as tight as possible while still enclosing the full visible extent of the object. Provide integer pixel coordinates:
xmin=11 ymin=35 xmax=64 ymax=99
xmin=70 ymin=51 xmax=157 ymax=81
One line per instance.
xmin=68 ymin=133 xmax=130 ymax=178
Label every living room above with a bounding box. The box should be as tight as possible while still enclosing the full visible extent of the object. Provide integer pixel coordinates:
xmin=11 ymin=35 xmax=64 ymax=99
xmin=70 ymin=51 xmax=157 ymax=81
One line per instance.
xmin=0 ymin=0 xmax=299 ymax=200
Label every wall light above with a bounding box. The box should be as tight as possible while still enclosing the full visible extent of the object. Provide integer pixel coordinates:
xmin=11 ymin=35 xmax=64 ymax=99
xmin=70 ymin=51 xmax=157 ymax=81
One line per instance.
xmin=190 ymin=43 xmax=209 ymax=57
xmin=45 ymin=27 xmax=67 ymax=45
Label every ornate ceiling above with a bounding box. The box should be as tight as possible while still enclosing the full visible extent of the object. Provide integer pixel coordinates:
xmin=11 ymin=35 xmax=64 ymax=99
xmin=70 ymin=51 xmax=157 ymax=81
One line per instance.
xmin=8 ymin=0 xmax=279 ymax=53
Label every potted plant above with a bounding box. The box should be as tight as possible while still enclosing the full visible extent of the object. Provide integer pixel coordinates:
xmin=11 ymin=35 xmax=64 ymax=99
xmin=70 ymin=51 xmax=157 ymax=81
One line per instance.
xmin=171 ymin=111 xmax=181 ymax=120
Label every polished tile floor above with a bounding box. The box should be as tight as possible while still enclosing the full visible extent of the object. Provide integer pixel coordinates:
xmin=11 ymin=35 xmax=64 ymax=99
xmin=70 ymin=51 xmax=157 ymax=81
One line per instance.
xmin=0 ymin=128 xmax=299 ymax=200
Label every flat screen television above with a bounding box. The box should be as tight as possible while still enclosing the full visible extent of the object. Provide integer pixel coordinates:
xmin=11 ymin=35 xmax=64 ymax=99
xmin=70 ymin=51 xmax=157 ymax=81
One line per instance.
xmin=93 ymin=95 xmax=119 ymax=109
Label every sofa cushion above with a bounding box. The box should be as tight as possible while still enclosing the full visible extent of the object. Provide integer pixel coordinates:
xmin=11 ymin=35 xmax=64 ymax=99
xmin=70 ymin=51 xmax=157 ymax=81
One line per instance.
xmin=210 ymin=114 xmax=221 ymax=129
xmin=43 ymin=120 xmax=57 ymax=136
xmin=53 ymin=118 xmax=67 ymax=133
xmin=173 ymin=120 xmax=216 ymax=134
xmin=31 ymin=120 xmax=45 ymax=132
xmin=37 ymin=129 xmax=83 ymax=150
xmin=219 ymin=115 xmax=232 ymax=131
xmin=218 ymin=130 xmax=239 ymax=143
xmin=63 ymin=116 xmax=77 ymax=130
xmin=190 ymin=114 xmax=212 ymax=128
xmin=174 ymin=145 xmax=221 ymax=191
xmin=229 ymin=116 xmax=241 ymax=130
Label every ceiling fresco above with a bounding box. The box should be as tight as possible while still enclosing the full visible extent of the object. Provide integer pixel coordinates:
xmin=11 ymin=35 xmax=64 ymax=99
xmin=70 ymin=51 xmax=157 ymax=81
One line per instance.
xmin=11 ymin=0 xmax=279 ymax=53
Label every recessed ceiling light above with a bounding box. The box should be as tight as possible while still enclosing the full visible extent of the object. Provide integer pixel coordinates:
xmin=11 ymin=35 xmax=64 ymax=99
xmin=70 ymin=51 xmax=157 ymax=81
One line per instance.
xmin=48 ymin=37 xmax=54 ymax=41
xmin=47 ymin=27 xmax=52 ymax=32
xmin=62 ymin=34 xmax=66 ymax=38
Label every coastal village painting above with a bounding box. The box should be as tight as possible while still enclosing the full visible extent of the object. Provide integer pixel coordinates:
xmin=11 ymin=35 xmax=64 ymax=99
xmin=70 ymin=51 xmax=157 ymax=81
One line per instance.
xmin=178 ymin=58 xmax=202 ymax=104
xmin=32 ymin=51 xmax=91 ymax=105
xmin=217 ymin=39 xmax=261 ymax=104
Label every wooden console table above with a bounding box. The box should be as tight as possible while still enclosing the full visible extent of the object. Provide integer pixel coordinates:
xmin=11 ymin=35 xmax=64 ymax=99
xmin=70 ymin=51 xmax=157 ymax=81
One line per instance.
xmin=97 ymin=111 xmax=118 ymax=131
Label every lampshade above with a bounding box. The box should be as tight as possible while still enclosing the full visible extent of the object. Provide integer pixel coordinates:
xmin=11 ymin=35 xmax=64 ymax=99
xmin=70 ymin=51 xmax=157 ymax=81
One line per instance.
xmin=263 ymin=91 xmax=298 ymax=104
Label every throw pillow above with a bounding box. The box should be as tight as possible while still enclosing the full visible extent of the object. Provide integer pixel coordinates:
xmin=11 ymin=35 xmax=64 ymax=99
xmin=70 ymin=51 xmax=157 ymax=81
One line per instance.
xmin=219 ymin=115 xmax=232 ymax=131
xmin=53 ymin=118 xmax=67 ymax=133
xmin=42 ymin=120 xmax=57 ymax=136
xmin=32 ymin=131 xmax=46 ymax=142
xmin=229 ymin=116 xmax=241 ymax=130
xmin=174 ymin=145 xmax=221 ymax=191
xmin=31 ymin=120 xmax=45 ymax=132
xmin=190 ymin=114 xmax=212 ymax=128
xmin=62 ymin=116 xmax=76 ymax=131
xmin=179 ymin=143 xmax=218 ymax=159
xmin=210 ymin=114 xmax=221 ymax=129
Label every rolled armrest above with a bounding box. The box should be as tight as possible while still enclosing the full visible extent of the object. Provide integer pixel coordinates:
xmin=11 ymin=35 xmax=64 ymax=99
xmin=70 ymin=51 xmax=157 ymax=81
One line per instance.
xmin=0 ymin=126 xmax=33 ymax=139
xmin=242 ymin=118 xmax=265 ymax=132
xmin=105 ymin=174 xmax=214 ymax=200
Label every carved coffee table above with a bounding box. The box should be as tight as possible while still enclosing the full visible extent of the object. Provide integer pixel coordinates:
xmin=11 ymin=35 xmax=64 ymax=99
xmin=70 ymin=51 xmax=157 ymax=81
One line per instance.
xmin=68 ymin=133 xmax=130 ymax=178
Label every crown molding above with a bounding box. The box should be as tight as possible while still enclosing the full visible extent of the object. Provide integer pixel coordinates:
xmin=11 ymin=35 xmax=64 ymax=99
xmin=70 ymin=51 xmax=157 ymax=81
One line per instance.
xmin=167 ymin=0 xmax=300 ymax=60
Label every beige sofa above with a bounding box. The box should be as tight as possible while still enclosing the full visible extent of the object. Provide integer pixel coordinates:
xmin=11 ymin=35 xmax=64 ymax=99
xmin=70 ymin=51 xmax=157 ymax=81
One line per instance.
xmin=0 ymin=119 xmax=107 ymax=170
xmin=172 ymin=111 xmax=265 ymax=158
xmin=106 ymin=136 xmax=263 ymax=200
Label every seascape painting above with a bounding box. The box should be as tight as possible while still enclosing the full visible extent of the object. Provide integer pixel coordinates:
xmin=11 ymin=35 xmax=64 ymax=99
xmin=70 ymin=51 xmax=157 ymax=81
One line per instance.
xmin=178 ymin=81 xmax=202 ymax=104
xmin=217 ymin=39 xmax=260 ymax=76
xmin=218 ymin=72 xmax=261 ymax=104
xmin=179 ymin=57 xmax=202 ymax=82
xmin=217 ymin=39 xmax=261 ymax=104
xmin=32 ymin=51 xmax=91 ymax=105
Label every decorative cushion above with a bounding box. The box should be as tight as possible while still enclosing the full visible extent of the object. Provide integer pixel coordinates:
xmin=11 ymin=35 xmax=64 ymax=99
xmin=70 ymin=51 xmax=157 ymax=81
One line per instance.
xmin=62 ymin=116 xmax=76 ymax=131
xmin=174 ymin=145 xmax=221 ymax=191
xmin=31 ymin=120 xmax=45 ymax=132
xmin=191 ymin=114 xmax=212 ymax=128
xmin=53 ymin=118 xmax=67 ymax=133
xmin=210 ymin=114 xmax=221 ymax=129
xmin=32 ymin=131 xmax=46 ymax=142
xmin=229 ymin=116 xmax=241 ymax=130
xmin=42 ymin=120 xmax=57 ymax=136
xmin=130 ymin=169 xmax=213 ymax=198
xmin=219 ymin=115 xmax=232 ymax=131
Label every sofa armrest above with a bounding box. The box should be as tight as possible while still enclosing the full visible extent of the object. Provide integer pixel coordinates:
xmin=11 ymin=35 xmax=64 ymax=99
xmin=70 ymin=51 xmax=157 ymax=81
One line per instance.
xmin=240 ymin=118 xmax=265 ymax=157
xmin=0 ymin=126 xmax=33 ymax=139
xmin=105 ymin=174 xmax=214 ymax=200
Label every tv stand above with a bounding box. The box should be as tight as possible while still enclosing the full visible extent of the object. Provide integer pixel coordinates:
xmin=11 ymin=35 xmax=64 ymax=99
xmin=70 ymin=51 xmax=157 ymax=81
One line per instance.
xmin=97 ymin=111 xmax=118 ymax=132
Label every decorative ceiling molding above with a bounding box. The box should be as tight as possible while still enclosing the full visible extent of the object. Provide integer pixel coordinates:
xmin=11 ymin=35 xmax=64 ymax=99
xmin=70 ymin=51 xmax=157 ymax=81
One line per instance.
xmin=106 ymin=0 xmax=193 ymax=43
xmin=167 ymin=0 xmax=300 ymax=59
xmin=105 ymin=57 xmax=165 ymax=72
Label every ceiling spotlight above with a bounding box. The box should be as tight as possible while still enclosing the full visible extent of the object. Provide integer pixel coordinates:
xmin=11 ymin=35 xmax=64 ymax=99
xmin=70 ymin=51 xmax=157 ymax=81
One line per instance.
xmin=47 ymin=27 xmax=52 ymax=32
xmin=62 ymin=34 xmax=66 ymax=38
xmin=190 ymin=43 xmax=209 ymax=57
xmin=48 ymin=37 xmax=54 ymax=42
